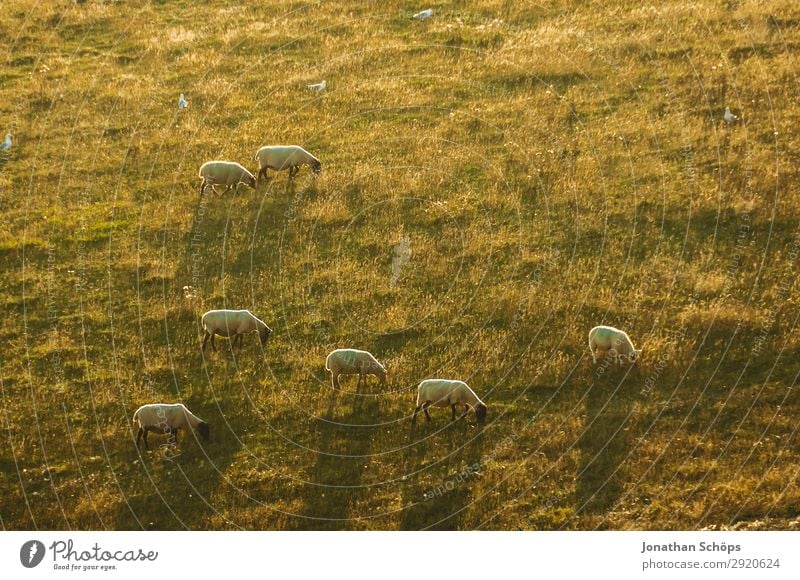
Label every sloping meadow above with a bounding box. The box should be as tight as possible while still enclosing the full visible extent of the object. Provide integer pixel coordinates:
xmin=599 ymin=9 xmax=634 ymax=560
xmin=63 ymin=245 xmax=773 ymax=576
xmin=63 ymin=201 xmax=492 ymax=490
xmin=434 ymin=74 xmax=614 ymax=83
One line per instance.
xmin=0 ymin=0 xmax=798 ymax=530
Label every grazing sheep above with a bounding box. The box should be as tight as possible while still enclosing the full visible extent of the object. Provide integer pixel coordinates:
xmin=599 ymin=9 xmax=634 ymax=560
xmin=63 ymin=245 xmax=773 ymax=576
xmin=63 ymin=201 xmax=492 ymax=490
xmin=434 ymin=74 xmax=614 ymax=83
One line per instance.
xmin=589 ymin=325 xmax=641 ymax=366
xmin=1 ymin=134 xmax=12 ymax=151
xmin=307 ymin=80 xmax=327 ymax=92
xmin=325 ymin=348 xmax=386 ymax=390
xmin=201 ymin=309 xmax=272 ymax=351
xmin=723 ymin=107 xmax=738 ymax=123
xmin=198 ymin=161 xmax=256 ymax=196
xmin=178 ymin=93 xmax=188 ymax=109
xmin=412 ymin=379 xmax=487 ymax=425
xmin=255 ymin=145 xmax=321 ymax=181
xmin=133 ymin=403 xmax=209 ymax=449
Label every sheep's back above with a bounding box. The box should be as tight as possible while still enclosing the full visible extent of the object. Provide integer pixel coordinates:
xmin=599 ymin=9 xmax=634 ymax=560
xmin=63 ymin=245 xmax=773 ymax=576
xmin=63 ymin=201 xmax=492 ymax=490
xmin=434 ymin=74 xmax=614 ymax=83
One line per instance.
xmin=590 ymin=326 xmax=633 ymax=351
xmin=417 ymin=379 xmax=471 ymax=406
xmin=202 ymin=309 xmax=253 ymax=334
xmin=257 ymin=145 xmax=312 ymax=168
xmin=326 ymin=348 xmax=373 ymax=372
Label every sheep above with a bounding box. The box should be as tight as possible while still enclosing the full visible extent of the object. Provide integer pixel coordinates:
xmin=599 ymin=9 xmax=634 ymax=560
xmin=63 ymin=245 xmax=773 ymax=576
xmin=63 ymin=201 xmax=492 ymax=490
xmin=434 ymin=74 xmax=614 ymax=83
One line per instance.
xmin=198 ymin=161 xmax=256 ymax=196
xmin=412 ymin=379 xmax=487 ymax=425
xmin=325 ymin=348 xmax=386 ymax=390
xmin=201 ymin=309 xmax=272 ymax=351
xmin=255 ymin=145 xmax=321 ymax=181
xmin=133 ymin=403 xmax=209 ymax=449
xmin=588 ymin=325 xmax=641 ymax=366
xmin=1 ymin=133 xmax=12 ymax=151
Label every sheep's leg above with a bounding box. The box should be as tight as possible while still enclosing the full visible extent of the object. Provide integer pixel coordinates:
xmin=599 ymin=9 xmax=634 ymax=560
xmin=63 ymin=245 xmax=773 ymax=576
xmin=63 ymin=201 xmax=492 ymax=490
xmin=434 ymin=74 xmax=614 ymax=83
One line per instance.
xmin=423 ymin=402 xmax=432 ymax=422
xmin=210 ymin=333 xmax=217 ymax=352
xmin=608 ymin=348 xmax=620 ymax=367
xmin=258 ymin=166 xmax=268 ymax=182
xmin=199 ymin=180 xmax=207 ymax=196
xmin=202 ymin=331 xmax=210 ymax=351
xmin=451 ymin=404 xmax=457 ymax=421
xmin=412 ymin=405 xmax=421 ymax=425
xmin=331 ymin=372 xmax=340 ymax=390
xmin=590 ymin=342 xmax=597 ymax=363
xmin=136 ymin=427 xmax=143 ymax=448
xmin=142 ymin=429 xmax=150 ymax=450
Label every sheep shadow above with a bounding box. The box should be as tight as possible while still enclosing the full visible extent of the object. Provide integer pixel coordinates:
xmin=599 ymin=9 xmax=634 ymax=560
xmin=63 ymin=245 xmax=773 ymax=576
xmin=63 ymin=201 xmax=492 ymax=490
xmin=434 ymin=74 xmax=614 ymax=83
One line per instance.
xmin=399 ymin=415 xmax=487 ymax=530
xmin=573 ymin=364 xmax=639 ymax=522
xmin=290 ymin=380 xmax=379 ymax=530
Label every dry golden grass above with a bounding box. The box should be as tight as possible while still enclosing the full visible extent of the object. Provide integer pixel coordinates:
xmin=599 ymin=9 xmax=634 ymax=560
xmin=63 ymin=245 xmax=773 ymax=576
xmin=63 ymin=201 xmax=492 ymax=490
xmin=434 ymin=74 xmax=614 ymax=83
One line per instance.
xmin=0 ymin=0 xmax=799 ymax=530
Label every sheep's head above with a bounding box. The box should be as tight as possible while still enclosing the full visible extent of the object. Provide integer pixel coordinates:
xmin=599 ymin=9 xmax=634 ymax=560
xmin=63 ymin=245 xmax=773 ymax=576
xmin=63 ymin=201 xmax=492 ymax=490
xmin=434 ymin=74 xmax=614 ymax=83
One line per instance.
xmin=246 ymin=174 xmax=257 ymax=189
xmin=259 ymin=325 xmax=272 ymax=345
xmin=312 ymin=159 xmax=322 ymax=174
xmin=197 ymin=422 xmax=210 ymax=441
xmin=628 ymin=349 xmax=641 ymax=363
xmin=375 ymin=365 xmax=387 ymax=386
xmin=475 ymin=403 xmax=487 ymax=425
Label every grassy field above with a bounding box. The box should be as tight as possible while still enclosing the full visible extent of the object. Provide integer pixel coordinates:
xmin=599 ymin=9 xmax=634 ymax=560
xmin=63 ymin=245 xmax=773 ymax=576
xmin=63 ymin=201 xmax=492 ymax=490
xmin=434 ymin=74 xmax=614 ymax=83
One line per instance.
xmin=1 ymin=0 xmax=799 ymax=530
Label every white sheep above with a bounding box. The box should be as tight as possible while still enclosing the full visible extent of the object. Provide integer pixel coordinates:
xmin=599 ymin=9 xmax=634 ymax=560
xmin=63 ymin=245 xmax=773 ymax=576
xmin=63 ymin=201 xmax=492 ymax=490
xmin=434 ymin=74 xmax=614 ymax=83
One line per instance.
xmin=1 ymin=133 xmax=12 ymax=151
xmin=201 ymin=309 xmax=272 ymax=351
xmin=254 ymin=145 xmax=321 ymax=181
xmin=133 ymin=403 xmax=209 ymax=449
xmin=588 ymin=325 xmax=641 ymax=366
xmin=307 ymin=80 xmax=327 ymax=92
xmin=325 ymin=348 xmax=386 ymax=390
xmin=198 ymin=161 xmax=256 ymax=196
xmin=412 ymin=379 xmax=487 ymax=425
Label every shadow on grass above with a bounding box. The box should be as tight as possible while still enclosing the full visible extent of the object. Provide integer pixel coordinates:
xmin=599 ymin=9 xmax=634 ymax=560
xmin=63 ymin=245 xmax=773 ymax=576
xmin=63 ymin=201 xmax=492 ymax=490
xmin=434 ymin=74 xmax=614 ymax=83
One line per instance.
xmin=399 ymin=417 xmax=487 ymax=530
xmin=290 ymin=379 xmax=379 ymax=530
xmin=574 ymin=365 xmax=639 ymax=523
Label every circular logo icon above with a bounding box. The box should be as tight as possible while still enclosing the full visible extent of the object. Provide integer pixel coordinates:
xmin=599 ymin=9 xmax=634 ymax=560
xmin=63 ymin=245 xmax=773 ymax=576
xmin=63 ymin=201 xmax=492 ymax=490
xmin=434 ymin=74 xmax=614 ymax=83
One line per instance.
xmin=20 ymin=540 xmax=46 ymax=568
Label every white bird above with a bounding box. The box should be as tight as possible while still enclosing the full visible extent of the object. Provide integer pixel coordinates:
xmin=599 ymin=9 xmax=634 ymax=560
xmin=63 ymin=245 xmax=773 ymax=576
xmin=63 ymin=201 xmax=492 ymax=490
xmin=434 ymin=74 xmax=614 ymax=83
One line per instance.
xmin=413 ymin=9 xmax=434 ymax=20
xmin=1 ymin=133 xmax=12 ymax=151
xmin=178 ymin=93 xmax=188 ymax=109
xmin=307 ymin=80 xmax=327 ymax=92
xmin=723 ymin=107 xmax=738 ymax=123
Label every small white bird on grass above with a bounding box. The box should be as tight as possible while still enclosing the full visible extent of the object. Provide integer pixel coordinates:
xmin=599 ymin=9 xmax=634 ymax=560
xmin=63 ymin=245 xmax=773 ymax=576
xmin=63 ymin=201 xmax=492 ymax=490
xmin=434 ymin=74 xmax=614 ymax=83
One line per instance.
xmin=1 ymin=133 xmax=12 ymax=151
xmin=307 ymin=80 xmax=327 ymax=92
xmin=413 ymin=9 xmax=434 ymax=20
xmin=724 ymin=107 xmax=738 ymax=123
xmin=178 ymin=93 xmax=188 ymax=109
